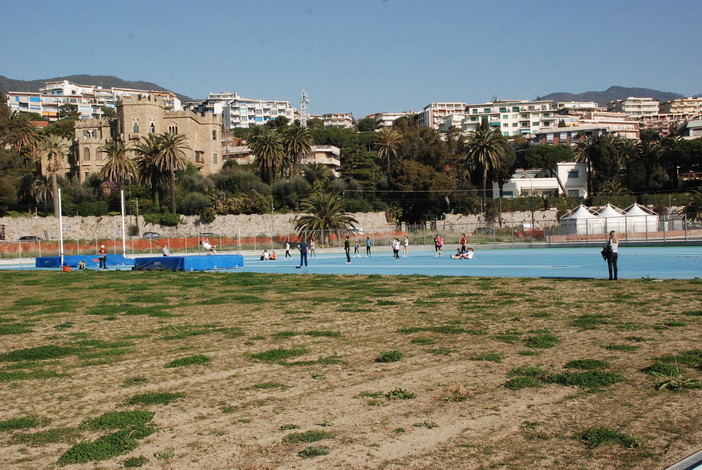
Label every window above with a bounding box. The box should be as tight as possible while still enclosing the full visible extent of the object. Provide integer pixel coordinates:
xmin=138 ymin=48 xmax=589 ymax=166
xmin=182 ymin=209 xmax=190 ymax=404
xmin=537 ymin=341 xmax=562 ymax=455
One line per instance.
xmin=512 ymin=107 xmax=519 ymax=112
xmin=521 ymin=114 xmax=528 ymax=119
xmin=568 ymin=189 xmax=580 ymax=196
xmin=168 ymin=125 xmax=178 ymax=134
xmin=212 ymin=129 xmax=217 ymax=141
xmin=83 ymin=130 xmax=90 ymax=139
xmin=503 ymin=123 xmax=508 ymax=128
xmin=149 ymin=122 xmax=156 ymax=134
xmin=83 ymin=147 xmax=91 ymax=162
xmin=471 ymin=116 xmax=478 ymax=121
xmin=132 ymin=120 xmax=139 ymax=133
xmin=499 ymin=107 xmax=507 ymax=112
xmin=472 ymin=109 xmax=477 ymax=114
xmin=512 ymin=123 xmax=518 ymax=127
xmin=483 ymin=108 xmax=491 ymax=113
xmin=568 ymin=170 xmax=579 ymax=179
xmin=502 ymin=115 xmax=508 ymax=119
xmin=213 ymin=152 xmax=218 ymax=164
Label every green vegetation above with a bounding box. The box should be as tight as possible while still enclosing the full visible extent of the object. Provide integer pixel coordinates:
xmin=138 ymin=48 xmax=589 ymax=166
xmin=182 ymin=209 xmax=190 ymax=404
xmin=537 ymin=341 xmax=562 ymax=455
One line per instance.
xmin=580 ymin=426 xmax=639 ymax=449
xmin=0 ymin=416 xmax=45 ymax=431
xmin=57 ymin=429 xmax=141 ymax=466
xmin=375 ymin=350 xmax=403 ymax=363
xmin=80 ymin=410 xmax=154 ymax=430
xmin=283 ymin=430 xmax=335 ymax=443
xmin=298 ymin=446 xmax=330 ymax=458
xmin=385 ymin=388 xmax=416 ymax=400
xmin=124 ymin=392 xmax=186 ymax=406
xmin=164 ymin=354 xmax=212 ymax=368
xmin=249 ymin=347 xmax=310 ymax=362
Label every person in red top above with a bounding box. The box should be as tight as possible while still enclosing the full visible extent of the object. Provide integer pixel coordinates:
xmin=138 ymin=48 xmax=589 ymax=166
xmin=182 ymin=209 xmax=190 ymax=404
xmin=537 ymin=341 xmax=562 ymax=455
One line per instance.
xmin=98 ymin=245 xmax=107 ymax=269
xmin=460 ymin=233 xmax=467 ymax=253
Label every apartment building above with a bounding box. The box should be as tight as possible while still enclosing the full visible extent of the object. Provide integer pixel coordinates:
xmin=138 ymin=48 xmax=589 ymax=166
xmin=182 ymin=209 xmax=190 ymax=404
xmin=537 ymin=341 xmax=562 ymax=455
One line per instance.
xmin=659 ymin=98 xmax=702 ymax=115
xmin=418 ymin=102 xmax=468 ymax=129
xmin=555 ymin=101 xmax=600 ymax=113
xmin=463 ymin=100 xmax=558 ymax=137
xmin=606 ymin=97 xmax=659 ymax=117
xmin=6 ymin=80 xmax=180 ymax=121
xmin=493 ymin=163 xmax=589 ymax=198
xmin=187 ymin=92 xmax=295 ymax=129
xmin=366 ymin=111 xmax=417 ymax=128
xmin=71 ymin=94 xmax=223 ymax=182
xmin=322 ymin=113 xmax=354 ymax=128
xmin=638 ymin=113 xmax=697 ymax=136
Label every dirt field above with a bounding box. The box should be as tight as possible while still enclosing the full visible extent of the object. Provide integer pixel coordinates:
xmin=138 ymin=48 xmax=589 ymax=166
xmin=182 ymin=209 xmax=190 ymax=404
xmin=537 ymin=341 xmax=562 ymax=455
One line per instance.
xmin=0 ymin=271 xmax=700 ymax=469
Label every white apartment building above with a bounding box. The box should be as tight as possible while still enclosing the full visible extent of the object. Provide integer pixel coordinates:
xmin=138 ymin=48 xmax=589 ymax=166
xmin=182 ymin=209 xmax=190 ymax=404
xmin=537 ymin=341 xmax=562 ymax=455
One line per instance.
xmin=6 ymin=80 xmax=180 ymax=121
xmin=418 ymin=102 xmax=467 ymax=129
xmin=463 ymin=100 xmax=558 ymax=137
xmin=493 ymin=162 xmax=589 ymax=198
xmin=188 ymin=92 xmax=295 ymax=129
xmin=606 ymin=97 xmax=659 ymax=117
xmin=322 ymin=113 xmax=354 ymax=128
xmin=367 ymin=111 xmax=416 ymax=128
xmin=659 ymin=98 xmax=702 ymax=115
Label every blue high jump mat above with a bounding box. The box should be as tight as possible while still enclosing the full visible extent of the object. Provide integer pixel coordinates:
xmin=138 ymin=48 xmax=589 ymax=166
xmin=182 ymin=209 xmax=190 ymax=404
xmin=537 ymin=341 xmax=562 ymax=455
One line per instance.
xmin=36 ymin=255 xmax=134 ymax=268
xmin=133 ymin=254 xmax=244 ymax=271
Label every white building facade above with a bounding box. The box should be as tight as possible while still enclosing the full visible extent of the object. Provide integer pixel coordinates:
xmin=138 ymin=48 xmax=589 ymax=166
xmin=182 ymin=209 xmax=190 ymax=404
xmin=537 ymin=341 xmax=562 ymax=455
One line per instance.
xmin=187 ymin=92 xmax=296 ymax=129
xmin=418 ymin=102 xmax=468 ymax=129
xmin=463 ymin=100 xmax=558 ymax=137
xmin=492 ymin=162 xmax=588 ymax=198
xmin=606 ymin=97 xmax=659 ymax=117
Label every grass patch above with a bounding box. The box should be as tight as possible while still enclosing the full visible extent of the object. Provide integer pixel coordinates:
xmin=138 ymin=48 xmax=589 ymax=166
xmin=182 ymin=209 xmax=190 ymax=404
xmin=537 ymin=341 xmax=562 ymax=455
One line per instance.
xmin=164 ymin=354 xmax=212 ymax=368
xmin=0 ymin=345 xmax=75 ymax=362
xmin=375 ymin=350 xmax=403 ymax=363
xmin=298 ymin=446 xmax=330 ymax=458
xmin=580 ymin=426 xmax=639 ymax=449
xmin=305 ymin=330 xmax=342 ymax=337
xmin=504 ymin=376 xmax=542 ymax=390
xmin=565 ymin=359 xmax=610 ymax=370
xmin=571 ymin=314 xmax=611 ymax=329
xmin=123 ymin=456 xmax=149 ymax=467
xmin=249 ymin=381 xmax=286 ymax=390
xmin=283 ymin=430 xmax=335 ymax=443
xmin=385 ymin=388 xmax=416 ymax=400
xmin=80 ymin=410 xmax=154 ymax=430
xmin=124 ymin=392 xmax=186 ymax=406
xmin=0 ymin=369 xmax=63 ymax=382
xmin=0 ymin=323 xmax=32 ymax=335
xmin=0 ymin=416 xmax=45 ymax=431
xmin=547 ymin=371 xmax=624 ymax=388
xmin=604 ymin=344 xmax=639 ymax=352
xmin=642 ymin=363 xmax=684 ymax=376
xmin=122 ymin=376 xmax=148 ymax=387
xmin=411 ymin=337 xmax=435 ymax=345
xmin=57 ymin=429 xmax=141 ymax=466
xmin=470 ymin=352 xmax=502 ymax=363
xmin=525 ymin=333 xmax=559 ymax=349
xmin=11 ymin=427 xmax=81 ymax=446
xmin=249 ymin=347 xmax=309 ymax=362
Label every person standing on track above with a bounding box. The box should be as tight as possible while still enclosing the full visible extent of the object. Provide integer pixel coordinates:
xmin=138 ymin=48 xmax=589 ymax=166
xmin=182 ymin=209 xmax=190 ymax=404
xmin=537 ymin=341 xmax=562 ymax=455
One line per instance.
xmin=344 ymin=235 xmax=351 ymax=264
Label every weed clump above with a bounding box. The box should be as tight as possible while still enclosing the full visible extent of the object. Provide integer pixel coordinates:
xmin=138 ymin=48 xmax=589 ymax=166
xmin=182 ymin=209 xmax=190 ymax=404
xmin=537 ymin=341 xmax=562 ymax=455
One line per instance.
xmin=80 ymin=410 xmax=154 ymax=430
xmin=298 ymin=446 xmax=330 ymax=458
xmin=525 ymin=333 xmax=559 ymax=349
xmin=565 ymin=359 xmax=610 ymax=370
xmin=385 ymin=388 xmax=416 ymax=400
xmin=249 ymin=347 xmax=309 ymax=362
xmin=580 ymin=426 xmax=639 ymax=449
xmin=547 ymin=371 xmax=624 ymax=388
xmin=375 ymin=350 xmax=403 ymax=363
xmin=124 ymin=392 xmax=185 ymax=406
xmin=123 ymin=455 xmax=149 ymax=467
xmin=57 ymin=429 xmax=142 ymax=466
xmin=0 ymin=416 xmax=44 ymax=431
xmin=504 ymin=377 xmax=542 ymax=390
xmin=283 ymin=430 xmax=335 ymax=443
xmin=642 ymin=363 xmax=683 ymax=376
xmin=0 ymin=345 xmax=75 ymax=362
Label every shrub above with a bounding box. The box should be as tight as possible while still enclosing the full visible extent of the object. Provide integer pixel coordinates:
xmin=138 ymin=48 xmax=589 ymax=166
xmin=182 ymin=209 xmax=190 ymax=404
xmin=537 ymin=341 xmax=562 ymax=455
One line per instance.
xmin=375 ymin=350 xmax=403 ymax=363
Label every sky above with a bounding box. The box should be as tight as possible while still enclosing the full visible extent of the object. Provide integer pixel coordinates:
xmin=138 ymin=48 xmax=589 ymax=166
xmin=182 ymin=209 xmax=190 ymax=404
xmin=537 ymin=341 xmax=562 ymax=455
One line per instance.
xmin=2 ymin=0 xmax=701 ymax=118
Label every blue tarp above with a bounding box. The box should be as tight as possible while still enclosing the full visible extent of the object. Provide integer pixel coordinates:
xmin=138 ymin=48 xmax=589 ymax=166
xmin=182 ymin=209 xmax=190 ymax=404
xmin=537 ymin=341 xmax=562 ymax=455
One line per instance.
xmin=133 ymin=254 xmax=244 ymax=271
xmin=35 ymin=255 xmax=134 ymax=268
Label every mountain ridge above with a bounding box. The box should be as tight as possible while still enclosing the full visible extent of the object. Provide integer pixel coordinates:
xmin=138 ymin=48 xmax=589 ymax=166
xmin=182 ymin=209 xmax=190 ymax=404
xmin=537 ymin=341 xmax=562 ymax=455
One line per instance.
xmin=536 ymin=86 xmax=687 ymax=107
xmin=0 ymin=74 xmax=195 ymax=104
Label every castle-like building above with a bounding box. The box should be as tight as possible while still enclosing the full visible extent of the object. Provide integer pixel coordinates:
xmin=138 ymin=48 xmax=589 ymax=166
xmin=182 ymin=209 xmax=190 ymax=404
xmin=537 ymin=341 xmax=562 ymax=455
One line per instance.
xmin=71 ymin=94 xmax=223 ymax=181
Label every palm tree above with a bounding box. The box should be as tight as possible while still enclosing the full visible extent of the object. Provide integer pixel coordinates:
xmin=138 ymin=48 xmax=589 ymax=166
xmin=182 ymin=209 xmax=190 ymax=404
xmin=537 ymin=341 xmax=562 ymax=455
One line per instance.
xmin=0 ymin=110 xmax=39 ymax=153
xmin=303 ymin=162 xmax=333 ymax=189
xmin=133 ymin=133 xmax=165 ymax=209
xmin=294 ymin=192 xmax=359 ymax=244
xmin=375 ymin=127 xmax=402 ymax=176
xmin=99 ymin=140 xmax=137 ymax=189
xmin=615 ymin=138 xmax=637 ymax=189
xmin=636 ymin=138 xmax=662 ymax=191
xmin=282 ymin=126 xmax=312 ymax=176
xmin=153 ymin=132 xmax=190 ymax=214
xmin=465 ymin=125 xmax=510 ymax=207
xmin=39 ymin=134 xmax=71 ymax=216
xmin=249 ymin=127 xmax=285 ymax=185
xmin=574 ymin=137 xmax=593 ymax=196
xmin=682 ymin=189 xmax=702 ymax=222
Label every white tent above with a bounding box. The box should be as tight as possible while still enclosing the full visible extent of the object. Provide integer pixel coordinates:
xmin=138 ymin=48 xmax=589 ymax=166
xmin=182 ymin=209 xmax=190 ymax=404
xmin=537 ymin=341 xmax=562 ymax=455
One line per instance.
xmin=623 ymin=203 xmax=659 ymax=232
xmin=560 ymin=204 xmax=604 ymax=235
xmin=596 ymin=204 xmax=627 ymax=233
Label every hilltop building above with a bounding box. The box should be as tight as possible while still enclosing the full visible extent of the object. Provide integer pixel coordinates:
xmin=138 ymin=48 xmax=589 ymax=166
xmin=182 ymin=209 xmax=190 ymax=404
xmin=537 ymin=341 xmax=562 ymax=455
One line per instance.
xmin=462 ymin=99 xmax=558 ymax=137
xmin=186 ymin=92 xmax=295 ymax=129
xmin=493 ymin=163 xmax=589 ymax=198
xmin=70 ymin=94 xmax=223 ymax=182
xmin=322 ymin=113 xmax=354 ymax=128
xmin=418 ymin=102 xmax=468 ymax=129
xmin=606 ymin=97 xmax=659 ymax=117
xmin=6 ymin=80 xmax=180 ymax=121
xmin=366 ymin=111 xmax=417 ymax=128
xmin=659 ymin=97 xmax=702 ymax=115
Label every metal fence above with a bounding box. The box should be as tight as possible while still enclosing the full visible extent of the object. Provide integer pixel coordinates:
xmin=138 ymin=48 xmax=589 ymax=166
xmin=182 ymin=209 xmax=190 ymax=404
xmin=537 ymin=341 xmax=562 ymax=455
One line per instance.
xmin=1 ymin=217 xmax=700 ymax=260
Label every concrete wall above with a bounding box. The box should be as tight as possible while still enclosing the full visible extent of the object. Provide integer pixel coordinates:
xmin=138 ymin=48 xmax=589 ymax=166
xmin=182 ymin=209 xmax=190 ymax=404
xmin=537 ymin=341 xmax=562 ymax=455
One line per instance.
xmin=0 ymin=210 xmax=558 ymax=241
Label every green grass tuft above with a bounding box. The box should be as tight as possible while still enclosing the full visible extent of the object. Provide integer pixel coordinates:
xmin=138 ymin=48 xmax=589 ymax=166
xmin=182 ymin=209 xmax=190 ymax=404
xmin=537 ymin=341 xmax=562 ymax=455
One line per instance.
xmin=375 ymin=350 xmax=403 ymax=363
xmin=57 ymin=429 xmax=140 ymax=466
xmin=385 ymin=388 xmax=416 ymax=400
xmin=298 ymin=446 xmax=330 ymax=458
xmin=249 ymin=347 xmax=309 ymax=362
xmin=80 ymin=410 xmax=154 ymax=430
xmin=0 ymin=345 xmax=75 ymax=362
xmin=642 ymin=363 xmax=683 ymax=376
xmin=164 ymin=354 xmax=212 ymax=368
xmin=504 ymin=377 xmax=542 ymax=390
xmin=565 ymin=359 xmax=610 ymax=370
xmin=124 ymin=392 xmax=185 ymax=406
xmin=0 ymin=416 xmax=44 ymax=431
xmin=580 ymin=426 xmax=639 ymax=449
xmin=283 ymin=430 xmax=335 ymax=443
xmin=525 ymin=333 xmax=559 ymax=349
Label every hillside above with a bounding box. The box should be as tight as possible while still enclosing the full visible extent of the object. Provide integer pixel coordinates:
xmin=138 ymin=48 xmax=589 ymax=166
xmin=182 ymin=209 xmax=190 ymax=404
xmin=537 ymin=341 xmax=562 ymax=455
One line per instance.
xmin=0 ymin=74 xmax=195 ymax=104
xmin=536 ymin=86 xmax=686 ymax=107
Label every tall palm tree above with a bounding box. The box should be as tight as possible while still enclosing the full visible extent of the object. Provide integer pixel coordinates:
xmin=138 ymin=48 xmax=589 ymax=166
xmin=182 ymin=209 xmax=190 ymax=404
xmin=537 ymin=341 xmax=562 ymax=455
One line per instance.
xmin=375 ymin=127 xmax=402 ymax=176
xmin=615 ymin=137 xmax=637 ymax=189
xmin=282 ymin=126 xmax=312 ymax=176
xmin=636 ymin=138 xmax=662 ymax=191
xmin=574 ymin=137 xmax=593 ymax=196
xmin=39 ymin=134 xmax=71 ymax=216
xmin=303 ymin=162 xmax=333 ymax=189
xmin=99 ymin=140 xmax=137 ymax=189
xmin=249 ymin=127 xmax=285 ymax=185
xmin=153 ymin=132 xmax=190 ymax=214
xmin=133 ymin=133 xmax=165 ymax=209
xmin=294 ymin=192 xmax=359 ymax=244
xmin=682 ymin=189 xmax=702 ymax=222
xmin=465 ymin=125 xmax=510 ymax=207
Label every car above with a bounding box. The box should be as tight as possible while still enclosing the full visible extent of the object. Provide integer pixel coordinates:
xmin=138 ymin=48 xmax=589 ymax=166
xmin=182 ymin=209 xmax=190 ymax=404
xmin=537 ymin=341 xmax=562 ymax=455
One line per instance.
xmin=201 ymin=232 xmax=219 ymax=238
xmin=142 ymin=232 xmax=163 ymax=240
xmin=18 ymin=236 xmax=41 ymax=241
xmin=349 ymin=227 xmax=364 ymax=234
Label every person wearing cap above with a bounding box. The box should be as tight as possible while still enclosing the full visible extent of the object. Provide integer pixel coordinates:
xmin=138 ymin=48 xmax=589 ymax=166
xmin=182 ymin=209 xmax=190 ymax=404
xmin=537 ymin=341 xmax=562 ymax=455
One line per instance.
xmin=98 ymin=245 xmax=107 ymax=269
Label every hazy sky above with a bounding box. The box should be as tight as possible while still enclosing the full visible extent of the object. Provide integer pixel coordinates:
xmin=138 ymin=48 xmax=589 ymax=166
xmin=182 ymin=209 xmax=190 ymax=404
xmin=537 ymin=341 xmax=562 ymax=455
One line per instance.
xmin=2 ymin=0 xmax=700 ymax=117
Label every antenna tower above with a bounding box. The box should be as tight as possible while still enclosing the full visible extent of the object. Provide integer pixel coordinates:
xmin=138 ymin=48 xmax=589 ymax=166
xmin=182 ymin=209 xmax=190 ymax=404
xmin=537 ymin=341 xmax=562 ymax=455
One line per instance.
xmin=300 ymin=90 xmax=309 ymax=127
